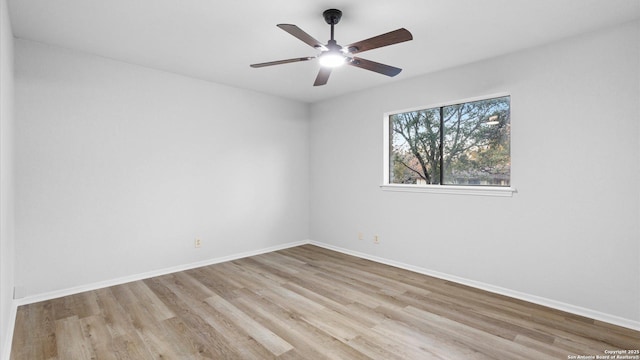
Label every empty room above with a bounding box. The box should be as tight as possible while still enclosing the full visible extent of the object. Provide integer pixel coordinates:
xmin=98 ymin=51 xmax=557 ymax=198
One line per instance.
xmin=1 ymin=0 xmax=639 ymax=359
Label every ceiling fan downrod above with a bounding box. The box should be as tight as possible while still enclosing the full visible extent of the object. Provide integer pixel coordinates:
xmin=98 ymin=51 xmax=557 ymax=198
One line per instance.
xmin=323 ymin=9 xmax=342 ymax=42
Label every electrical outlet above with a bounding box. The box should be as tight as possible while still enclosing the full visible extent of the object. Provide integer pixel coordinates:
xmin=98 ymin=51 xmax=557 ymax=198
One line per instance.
xmin=374 ymin=235 xmax=380 ymax=244
xmin=358 ymin=232 xmax=364 ymax=240
xmin=195 ymin=238 xmax=202 ymax=248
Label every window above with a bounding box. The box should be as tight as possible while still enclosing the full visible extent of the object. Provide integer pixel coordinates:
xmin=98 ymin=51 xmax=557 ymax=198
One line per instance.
xmin=383 ymin=95 xmax=513 ymax=195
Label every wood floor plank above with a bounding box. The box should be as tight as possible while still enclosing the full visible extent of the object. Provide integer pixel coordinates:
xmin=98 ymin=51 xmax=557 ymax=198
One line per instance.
xmin=232 ymin=288 xmax=371 ymax=360
xmin=121 ymin=298 xmax=183 ymax=359
xmin=397 ymin=288 xmax=556 ymax=344
xmin=514 ymin=334 xmax=576 ymax=359
xmin=371 ymin=316 xmax=492 ymax=360
xmin=205 ymin=294 xmax=294 ymax=356
xmin=157 ymin=277 xmax=275 ymax=360
xmin=345 ymin=335 xmax=420 ymax=360
xmin=11 ymin=244 xmax=640 ymax=359
xmin=230 ymin=289 xmax=334 ymax=360
xmin=80 ymin=315 xmax=118 ymax=360
xmin=161 ymin=317 xmax=217 ymax=359
xmin=143 ymin=277 xmax=244 ymax=359
xmin=93 ymin=287 xmax=138 ymax=339
xmin=127 ymin=280 xmax=175 ymax=322
xmin=54 ymin=316 xmax=96 ymax=360
xmin=403 ymin=305 xmax=564 ymax=360
xmin=11 ymin=303 xmax=57 ymax=360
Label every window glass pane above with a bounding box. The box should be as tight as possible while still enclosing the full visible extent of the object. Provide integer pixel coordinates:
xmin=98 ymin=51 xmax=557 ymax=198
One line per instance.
xmin=389 ymin=109 xmax=441 ymax=184
xmin=442 ymin=96 xmax=510 ymax=186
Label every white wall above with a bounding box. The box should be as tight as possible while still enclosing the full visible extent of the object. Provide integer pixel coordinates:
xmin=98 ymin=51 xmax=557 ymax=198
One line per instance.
xmin=310 ymin=21 xmax=640 ymax=323
xmin=14 ymin=39 xmax=309 ymax=298
xmin=0 ymin=0 xmax=15 ymax=355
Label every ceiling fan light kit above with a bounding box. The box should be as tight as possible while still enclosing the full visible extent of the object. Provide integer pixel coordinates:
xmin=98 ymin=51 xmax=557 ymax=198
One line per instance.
xmin=318 ymin=51 xmax=346 ymax=68
xmin=250 ymin=8 xmax=413 ymax=86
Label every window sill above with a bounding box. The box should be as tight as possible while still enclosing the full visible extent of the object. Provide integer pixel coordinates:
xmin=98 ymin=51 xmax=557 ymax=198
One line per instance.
xmin=380 ymin=184 xmax=517 ymax=197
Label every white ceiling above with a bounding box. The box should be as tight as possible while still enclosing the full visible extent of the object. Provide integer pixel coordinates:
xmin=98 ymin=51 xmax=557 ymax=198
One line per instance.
xmin=8 ymin=0 xmax=640 ymax=103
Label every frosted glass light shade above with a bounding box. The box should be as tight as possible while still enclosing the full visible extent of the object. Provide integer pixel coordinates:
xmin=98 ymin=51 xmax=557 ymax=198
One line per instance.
xmin=319 ymin=52 xmax=346 ymax=67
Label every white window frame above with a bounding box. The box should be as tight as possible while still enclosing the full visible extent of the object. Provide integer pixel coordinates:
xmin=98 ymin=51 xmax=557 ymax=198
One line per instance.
xmin=381 ymin=93 xmax=517 ymax=197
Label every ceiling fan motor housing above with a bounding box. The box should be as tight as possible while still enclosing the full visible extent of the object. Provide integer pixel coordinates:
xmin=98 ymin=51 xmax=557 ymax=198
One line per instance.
xmin=323 ymin=9 xmax=342 ymax=25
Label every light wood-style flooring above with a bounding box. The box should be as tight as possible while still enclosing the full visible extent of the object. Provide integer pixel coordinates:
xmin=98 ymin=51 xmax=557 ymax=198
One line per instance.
xmin=10 ymin=245 xmax=640 ymax=359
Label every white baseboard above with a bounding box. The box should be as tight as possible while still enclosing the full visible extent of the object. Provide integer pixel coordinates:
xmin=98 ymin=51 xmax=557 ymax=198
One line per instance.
xmin=15 ymin=240 xmax=308 ymax=307
xmin=308 ymin=240 xmax=640 ymax=332
xmin=2 ymin=300 xmax=17 ymax=360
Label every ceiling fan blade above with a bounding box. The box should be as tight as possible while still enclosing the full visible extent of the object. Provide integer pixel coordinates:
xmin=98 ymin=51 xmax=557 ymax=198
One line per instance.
xmin=348 ymin=57 xmax=402 ymax=77
xmin=313 ymin=67 xmax=332 ymax=86
xmin=277 ymin=24 xmax=328 ymax=50
xmin=250 ymin=57 xmax=315 ymax=68
xmin=345 ymin=28 xmax=413 ymax=54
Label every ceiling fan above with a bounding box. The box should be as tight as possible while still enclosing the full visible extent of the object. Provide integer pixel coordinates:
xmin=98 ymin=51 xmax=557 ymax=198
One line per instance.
xmin=250 ymin=9 xmax=413 ymax=86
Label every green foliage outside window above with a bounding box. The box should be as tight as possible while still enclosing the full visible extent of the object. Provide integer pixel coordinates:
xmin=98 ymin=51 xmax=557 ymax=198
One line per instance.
xmin=390 ymin=96 xmax=510 ymax=186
